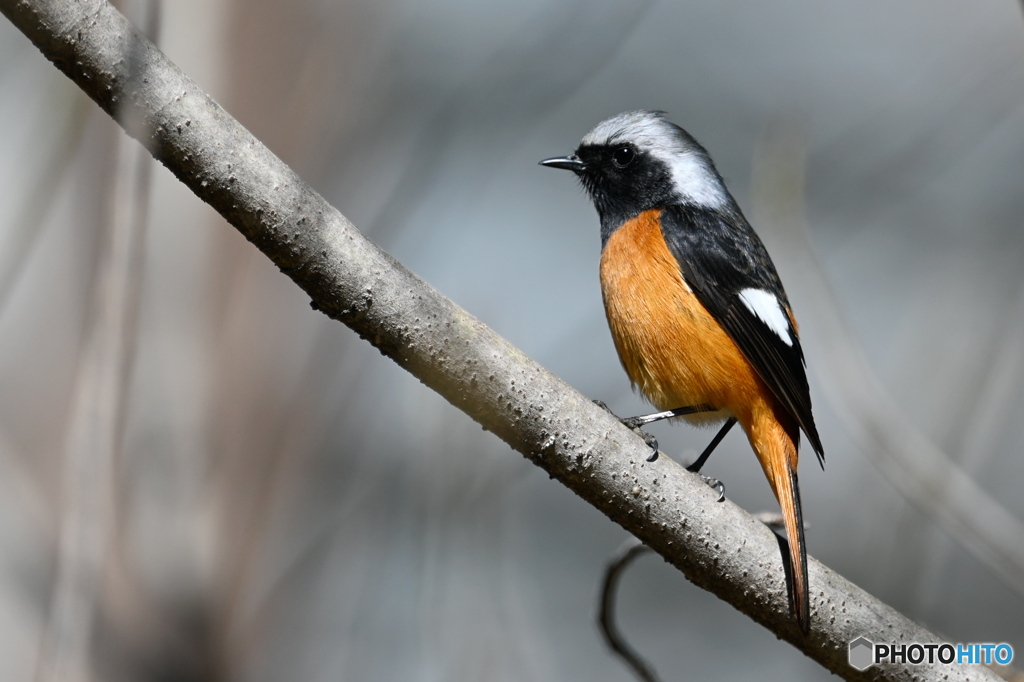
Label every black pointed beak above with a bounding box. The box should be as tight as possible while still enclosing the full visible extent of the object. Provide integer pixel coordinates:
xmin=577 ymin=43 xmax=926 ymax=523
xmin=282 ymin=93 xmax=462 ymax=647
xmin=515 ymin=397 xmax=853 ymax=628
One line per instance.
xmin=539 ymin=155 xmax=586 ymax=172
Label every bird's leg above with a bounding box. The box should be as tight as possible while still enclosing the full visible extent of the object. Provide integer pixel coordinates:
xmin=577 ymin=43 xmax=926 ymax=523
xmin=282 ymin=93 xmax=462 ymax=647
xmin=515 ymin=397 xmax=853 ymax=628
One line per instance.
xmin=619 ymin=404 xmax=716 ymax=430
xmin=686 ymin=417 xmax=737 ymax=502
xmin=686 ymin=417 xmax=737 ymax=473
xmin=594 ymin=401 xmax=716 ymax=462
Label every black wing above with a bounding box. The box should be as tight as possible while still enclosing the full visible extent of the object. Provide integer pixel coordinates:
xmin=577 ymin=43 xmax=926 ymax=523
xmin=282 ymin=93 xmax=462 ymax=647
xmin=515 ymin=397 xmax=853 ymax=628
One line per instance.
xmin=660 ymin=205 xmax=824 ymax=464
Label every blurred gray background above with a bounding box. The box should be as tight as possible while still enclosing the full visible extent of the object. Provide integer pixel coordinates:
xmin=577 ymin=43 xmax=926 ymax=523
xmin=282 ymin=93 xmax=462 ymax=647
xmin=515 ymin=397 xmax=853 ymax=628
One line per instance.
xmin=1 ymin=0 xmax=1023 ymax=680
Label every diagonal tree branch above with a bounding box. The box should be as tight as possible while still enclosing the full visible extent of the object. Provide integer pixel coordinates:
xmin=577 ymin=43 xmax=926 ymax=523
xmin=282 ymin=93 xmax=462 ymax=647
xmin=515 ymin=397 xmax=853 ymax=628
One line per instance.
xmin=0 ymin=1 xmax=1004 ymax=680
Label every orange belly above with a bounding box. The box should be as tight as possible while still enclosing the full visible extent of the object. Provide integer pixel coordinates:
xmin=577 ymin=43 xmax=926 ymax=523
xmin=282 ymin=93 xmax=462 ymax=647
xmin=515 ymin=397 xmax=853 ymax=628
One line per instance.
xmin=599 ymin=209 xmax=769 ymax=427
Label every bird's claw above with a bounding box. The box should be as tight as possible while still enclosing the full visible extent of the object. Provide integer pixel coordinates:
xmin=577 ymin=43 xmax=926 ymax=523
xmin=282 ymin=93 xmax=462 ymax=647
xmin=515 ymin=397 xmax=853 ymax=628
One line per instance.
xmin=638 ymin=430 xmax=659 ymax=461
xmin=701 ymin=476 xmax=725 ymax=502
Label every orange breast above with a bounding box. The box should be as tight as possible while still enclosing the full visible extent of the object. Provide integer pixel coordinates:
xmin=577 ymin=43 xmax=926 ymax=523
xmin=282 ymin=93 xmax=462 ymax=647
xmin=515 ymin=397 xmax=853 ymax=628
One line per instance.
xmin=599 ymin=209 xmax=768 ymax=426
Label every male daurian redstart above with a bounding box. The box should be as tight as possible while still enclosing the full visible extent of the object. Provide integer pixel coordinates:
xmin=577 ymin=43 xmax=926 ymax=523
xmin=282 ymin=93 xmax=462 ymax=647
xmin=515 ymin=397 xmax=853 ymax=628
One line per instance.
xmin=541 ymin=110 xmax=824 ymax=632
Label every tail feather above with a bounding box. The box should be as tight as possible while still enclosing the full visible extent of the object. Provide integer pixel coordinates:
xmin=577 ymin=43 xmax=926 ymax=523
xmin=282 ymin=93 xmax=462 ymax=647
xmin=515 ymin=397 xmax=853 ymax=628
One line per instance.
xmin=744 ymin=407 xmax=813 ymax=632
xmin=777 ymin=466 xmax=810 ymax=632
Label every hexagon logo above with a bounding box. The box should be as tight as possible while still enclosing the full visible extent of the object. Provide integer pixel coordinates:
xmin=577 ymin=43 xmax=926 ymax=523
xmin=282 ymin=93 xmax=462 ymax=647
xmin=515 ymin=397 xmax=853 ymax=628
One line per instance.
xmin=849 ymin=636 xmax=875 ymax=671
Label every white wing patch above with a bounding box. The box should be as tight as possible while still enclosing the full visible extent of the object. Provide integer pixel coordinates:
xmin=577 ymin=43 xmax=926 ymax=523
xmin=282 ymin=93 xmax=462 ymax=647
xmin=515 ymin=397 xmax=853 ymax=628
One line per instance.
xmin=738 ymin=288 xmax=793 ymax=346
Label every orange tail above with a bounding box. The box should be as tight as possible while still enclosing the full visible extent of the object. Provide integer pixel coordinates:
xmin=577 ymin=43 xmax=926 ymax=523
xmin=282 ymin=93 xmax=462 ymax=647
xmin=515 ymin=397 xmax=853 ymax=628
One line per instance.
xmin=746 ymin=411 xmax=810 ymax=633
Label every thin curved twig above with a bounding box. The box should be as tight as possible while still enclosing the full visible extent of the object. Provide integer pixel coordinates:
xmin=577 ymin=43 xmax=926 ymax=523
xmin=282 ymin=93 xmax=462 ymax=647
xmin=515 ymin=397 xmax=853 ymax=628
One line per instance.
xmin=599 ymin=538 xmax=660 ymax=682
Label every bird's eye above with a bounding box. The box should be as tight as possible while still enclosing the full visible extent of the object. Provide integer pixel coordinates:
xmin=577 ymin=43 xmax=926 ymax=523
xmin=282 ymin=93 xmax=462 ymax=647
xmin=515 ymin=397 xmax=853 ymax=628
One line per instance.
xmin=611 ymin=146 xmax=636 ymax=168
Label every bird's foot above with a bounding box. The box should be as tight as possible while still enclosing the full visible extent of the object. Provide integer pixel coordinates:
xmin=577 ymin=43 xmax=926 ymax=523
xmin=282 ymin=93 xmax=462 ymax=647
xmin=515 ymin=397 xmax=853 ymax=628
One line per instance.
xmin=593 ymin=400 xmax=660 ymax=461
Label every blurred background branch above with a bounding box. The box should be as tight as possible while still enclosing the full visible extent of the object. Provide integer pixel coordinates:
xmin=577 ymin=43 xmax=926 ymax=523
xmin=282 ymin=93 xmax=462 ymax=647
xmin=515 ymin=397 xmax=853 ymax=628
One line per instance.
xmin=36 ymin=3 xmax=160 ymax=681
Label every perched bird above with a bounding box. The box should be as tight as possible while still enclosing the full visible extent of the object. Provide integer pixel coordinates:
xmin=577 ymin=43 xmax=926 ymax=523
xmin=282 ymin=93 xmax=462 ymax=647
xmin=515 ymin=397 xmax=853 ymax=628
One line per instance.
xmin=541 ymin=110 xmax=824 ymax=632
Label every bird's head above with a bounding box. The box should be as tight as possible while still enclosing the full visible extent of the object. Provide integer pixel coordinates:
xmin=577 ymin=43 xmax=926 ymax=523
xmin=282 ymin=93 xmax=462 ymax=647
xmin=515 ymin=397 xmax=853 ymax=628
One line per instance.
xmin=541 ymin=110 xmax=732 ymax=232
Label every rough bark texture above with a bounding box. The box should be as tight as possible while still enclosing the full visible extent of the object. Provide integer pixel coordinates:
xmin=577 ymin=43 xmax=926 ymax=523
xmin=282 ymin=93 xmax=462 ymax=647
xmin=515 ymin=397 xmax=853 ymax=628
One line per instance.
xmin=0 ymin=1 xmax=1004 ymax=680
